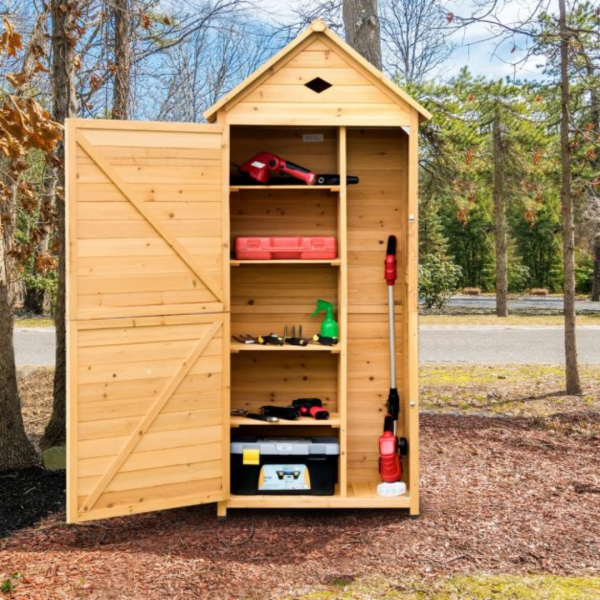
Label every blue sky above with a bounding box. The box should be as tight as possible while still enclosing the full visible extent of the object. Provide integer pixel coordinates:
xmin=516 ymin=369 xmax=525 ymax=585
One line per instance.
xmin=444 ymin=0 xmax=548 ymax=81
xmin=258 ymin=0 xmax=549 ymax=82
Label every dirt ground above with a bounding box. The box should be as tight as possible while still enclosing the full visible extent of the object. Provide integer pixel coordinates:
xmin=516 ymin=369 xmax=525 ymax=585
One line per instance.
xmin=1 ymin=368 xmax=598 ymax=598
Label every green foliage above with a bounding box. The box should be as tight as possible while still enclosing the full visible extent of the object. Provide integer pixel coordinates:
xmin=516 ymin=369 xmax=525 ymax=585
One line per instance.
xmin=419 ymin=254 xmax=462 ymax=309
xmin=22 ymin=271 xmax=57 ymax=313
xmin=511 ymin=193 xmax=563 ymax=292
xmin=419 ymin=196 xmax=448 ymax=257
xmin=1 ymin=572 xmax=21 ymax=594
xmin=508 ymin=262 xmax=531 ymax=293
xmin=415 ymin=67 xmax=591 ymax=295
xmin=575 ymin=249 xmax=595 ymax=294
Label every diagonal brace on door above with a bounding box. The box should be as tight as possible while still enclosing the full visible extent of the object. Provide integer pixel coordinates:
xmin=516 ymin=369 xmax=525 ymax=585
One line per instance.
xmin=79 ymin=321 xmax=223 ymax=515
xmin=76 ymin=132 xmax=224 ymax=303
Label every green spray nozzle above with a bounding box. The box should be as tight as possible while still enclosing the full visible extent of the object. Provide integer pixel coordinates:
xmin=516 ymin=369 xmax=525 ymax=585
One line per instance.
xmin=311 ymin=299 xmax=339 ymax=338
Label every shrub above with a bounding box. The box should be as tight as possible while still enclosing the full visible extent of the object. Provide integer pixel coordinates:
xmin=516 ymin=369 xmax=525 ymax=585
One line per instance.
xmin=575 ymin=249 xmax=594 ymax=295
xmin=530 ymin=288 xmax=549 ymax=296
xmin=508 ymin=263 xmax=530 ymax=293
xmin=419 ymin=255 xmax=462 ymax=309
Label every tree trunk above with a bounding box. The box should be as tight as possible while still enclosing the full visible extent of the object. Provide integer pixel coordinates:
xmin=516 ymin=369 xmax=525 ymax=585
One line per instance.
xmin=493 ymin=109 xmax=508 ymax=317
xmin=0 ymin=233 xmax=38 ymax=470
xmin=112 ymin=0 xmax=132 ymax=119
xmin=558 ymin=0 xmax=582 ymax=395
xmin=592 ymin=233 xmax=600 ymax=302
xmin=41 ymin=0 xmax=79 ymax=450
xmin=343 ymin=0 xmax=382 ymax=69
xmin=587 ymin=62 xmax=600 ymax=302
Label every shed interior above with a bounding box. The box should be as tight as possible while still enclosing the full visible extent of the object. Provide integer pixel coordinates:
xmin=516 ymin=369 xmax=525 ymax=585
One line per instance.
xmin=225 ymin=124 xmax=412 ymax=508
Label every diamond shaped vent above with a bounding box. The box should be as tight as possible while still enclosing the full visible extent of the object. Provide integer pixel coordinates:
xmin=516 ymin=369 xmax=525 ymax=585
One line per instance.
xmin=304 ymin=77 xmax=332 ymax=93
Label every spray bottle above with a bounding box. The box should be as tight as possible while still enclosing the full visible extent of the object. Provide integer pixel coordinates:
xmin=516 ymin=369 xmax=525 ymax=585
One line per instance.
xmin=311 ymin=299 xmax=338 ymax=338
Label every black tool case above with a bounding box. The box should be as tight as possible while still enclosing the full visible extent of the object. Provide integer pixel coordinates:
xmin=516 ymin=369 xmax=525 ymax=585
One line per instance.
xmin=230 ymin=437 xmax=340 ymax=495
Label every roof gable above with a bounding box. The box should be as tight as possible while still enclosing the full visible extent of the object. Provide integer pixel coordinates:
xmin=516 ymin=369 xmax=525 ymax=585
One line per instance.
xmin=204 ymin=19 xmax=432 ymax=124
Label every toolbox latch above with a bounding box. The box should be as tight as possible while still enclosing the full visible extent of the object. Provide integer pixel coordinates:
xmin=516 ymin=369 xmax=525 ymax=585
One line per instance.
xmin=243 ymin=448 xmax=260 ymax=465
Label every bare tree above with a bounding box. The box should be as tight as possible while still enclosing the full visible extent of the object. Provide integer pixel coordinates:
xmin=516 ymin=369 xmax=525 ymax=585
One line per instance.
xmin=41 ymin=0 xmax=81 ymax=450
xmin=154 ymin=18 xmax=277 ymax=122
xmin=0 ymin=11 xmax=60 ymax=469
xmin=342 ymin=0 xmax=381 ymax=68
xmin=380 ymin=0 xmax=453 ymax=83
xmin=451 ymin=0 xmax=587 ymax=394
xmin=558 ymin=0 xmax=582 ymax=394
xmin=112 ymin=0 xmax=133 ymax=119
xmin=0 ymin=283 xmax=38 ymax=469
xmin=493 ymin=107 xmax=508 ymax=317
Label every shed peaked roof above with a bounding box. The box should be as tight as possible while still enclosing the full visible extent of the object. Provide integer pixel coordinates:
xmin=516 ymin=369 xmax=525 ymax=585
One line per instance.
xmin=204 ymin=19 xmax=432 ymax=123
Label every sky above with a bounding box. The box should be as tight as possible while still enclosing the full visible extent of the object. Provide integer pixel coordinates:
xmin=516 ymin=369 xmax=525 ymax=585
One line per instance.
xmin=443 ymin=0 xmax=550 ymax=81
xmin=257 ymin=0 xmax=551 ymax=82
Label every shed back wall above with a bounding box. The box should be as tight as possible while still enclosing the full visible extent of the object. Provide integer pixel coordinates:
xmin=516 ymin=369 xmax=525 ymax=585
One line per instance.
xmin=346 ymin=127 xmax=407 ymax=482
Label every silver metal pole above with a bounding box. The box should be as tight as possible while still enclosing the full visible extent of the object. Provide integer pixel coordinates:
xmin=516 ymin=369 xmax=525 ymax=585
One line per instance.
xmin=388 ymin=284 xmax=396 ymax=389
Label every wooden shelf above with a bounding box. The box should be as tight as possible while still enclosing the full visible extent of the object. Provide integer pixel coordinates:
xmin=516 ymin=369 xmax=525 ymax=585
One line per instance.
xmin=231 ymin=341 xmax=340 ymax=354
xmin=227 ymin=483 xmax=411 ymax=509
xmin=231 ymin=259 xmax=341 ymax=267
xmin=230 ymin=185 xmax=340 ymax=192
xmin=230 ymin=413 xmax=340 ymax=428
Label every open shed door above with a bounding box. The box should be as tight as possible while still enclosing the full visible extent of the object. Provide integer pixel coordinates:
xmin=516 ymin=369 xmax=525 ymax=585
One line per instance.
xmin=66 ymin=120 xmax=229 ymax=523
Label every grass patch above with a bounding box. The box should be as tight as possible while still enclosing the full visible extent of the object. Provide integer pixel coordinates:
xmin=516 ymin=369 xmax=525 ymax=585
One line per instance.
xmin=420 ymin=314 xmax=600 ymax=326
xmin=419 ymin=365 xmax=600 ymax=429
xmin=14 ymin=317 xmax=54 ymax=328
xmin=293 ymin=575 xmax=600 ymax=599
xmin=420 ymin=364 xmax=569 ymax=386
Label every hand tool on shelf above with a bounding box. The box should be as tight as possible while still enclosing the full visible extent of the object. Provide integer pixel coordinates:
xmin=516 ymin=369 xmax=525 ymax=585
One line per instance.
xmin=233 ymin=334 xmax=257 ymax=344
xmin=231 ymin=409 xmax=279 ymax=423
xmin=261 ymin=405 xmax=300 ymax=420
xmin=232 ymin=333 xmax=284 ymax=346
xmin=315 ymin=174 xmax=359 ymax=185
xmin=284 ymin=325 xmax=310 ymax=346
xmin=258 ymin=333 xmax=284 ymax=346
xmin=291 ymin=398 xmax=329 ymax=420
xmin=313 ymin=333 xmax=338 ymax=346
xmin=379 ymin=235 xmax=408 ymax=490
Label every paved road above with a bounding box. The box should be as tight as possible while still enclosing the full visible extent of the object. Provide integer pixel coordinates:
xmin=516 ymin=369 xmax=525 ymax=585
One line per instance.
xmin=420 ymin=325 xmax=600 ymax=364
xmin=445 ymin=295 xmax=600 ymax=312
xmin=14 ymin=328 xmax=56 ymax=366
xmin=13 ymin=325 xmax=600 ymax=366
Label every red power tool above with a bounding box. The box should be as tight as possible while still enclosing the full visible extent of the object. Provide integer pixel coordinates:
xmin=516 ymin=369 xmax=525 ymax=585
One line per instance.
xmin=239 ymin=152 xmax=317 ymax=185
xmin=292 ymin=398 xmax=329 ymax=420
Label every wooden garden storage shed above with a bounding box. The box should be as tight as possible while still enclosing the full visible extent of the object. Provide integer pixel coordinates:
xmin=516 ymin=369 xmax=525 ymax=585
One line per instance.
xmin=66 ymin=19 xmax=431 ymax=523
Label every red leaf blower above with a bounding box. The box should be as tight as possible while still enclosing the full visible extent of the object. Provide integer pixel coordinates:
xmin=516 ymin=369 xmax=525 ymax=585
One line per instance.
xmin=240 ymin=152 xmax=317 ymax=185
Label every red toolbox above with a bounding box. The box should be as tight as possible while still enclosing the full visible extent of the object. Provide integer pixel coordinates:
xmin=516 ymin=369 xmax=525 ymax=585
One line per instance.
xmin=235 ymin=237 xmax=337 ymax=260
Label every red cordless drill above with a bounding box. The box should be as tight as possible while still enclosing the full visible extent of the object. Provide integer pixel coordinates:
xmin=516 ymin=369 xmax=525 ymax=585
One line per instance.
xmin=240 ymin=152 xmax=317 ymax=185
xmin=291 ymin=398 xmax=329 ymax=420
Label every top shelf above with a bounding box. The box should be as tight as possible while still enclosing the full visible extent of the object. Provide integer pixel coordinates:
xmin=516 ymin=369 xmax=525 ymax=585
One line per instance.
xmin=230 ymin=185 xmax=340 ymax=192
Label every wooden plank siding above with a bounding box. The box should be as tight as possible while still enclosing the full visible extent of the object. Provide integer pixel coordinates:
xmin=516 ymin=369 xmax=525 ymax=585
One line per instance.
xmin=346 ymin=128 xmax=408 ymax=484
xmin=71 ymin=121 xmax=225 ymax=321
xmin=225 ymin=37 xmax=410 ymax=126
xmin=67 ymin=120 xmax=230 ymax=523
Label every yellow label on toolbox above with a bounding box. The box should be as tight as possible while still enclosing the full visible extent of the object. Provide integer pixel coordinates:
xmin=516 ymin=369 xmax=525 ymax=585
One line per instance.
xmin=243 ymin=448 xmax=260 ymax=465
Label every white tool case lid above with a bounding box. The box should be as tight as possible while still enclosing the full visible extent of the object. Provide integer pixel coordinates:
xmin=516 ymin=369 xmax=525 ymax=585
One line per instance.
xmin=231 ymin=437 xmax=339 ymax=456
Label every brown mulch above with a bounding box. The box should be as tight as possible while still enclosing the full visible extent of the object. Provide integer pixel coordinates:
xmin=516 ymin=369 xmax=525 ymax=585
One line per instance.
xmin=17 ymin=367 xmax=54 ymax=450
xmin=1 ymin=413 xmax=598 ymax=599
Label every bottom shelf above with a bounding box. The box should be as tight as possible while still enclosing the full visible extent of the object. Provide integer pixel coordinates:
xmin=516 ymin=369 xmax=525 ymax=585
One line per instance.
xmin=227 ymin=482 xmax=411 ymax=509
